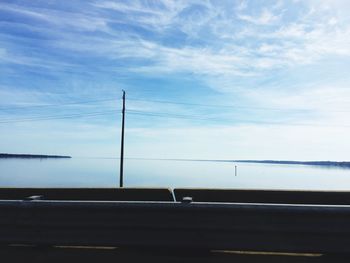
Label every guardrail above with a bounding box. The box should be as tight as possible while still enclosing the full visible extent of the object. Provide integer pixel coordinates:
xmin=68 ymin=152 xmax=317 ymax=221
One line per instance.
xmin=3 ymin=187 xmax=350 ymax=204
xmin=1 ymin=199 xmax=350 ymax=254
xmin=0 ymin=188 xmax=174 ymax=201
xmin=174 ymin=188 xmax=350 ymax=204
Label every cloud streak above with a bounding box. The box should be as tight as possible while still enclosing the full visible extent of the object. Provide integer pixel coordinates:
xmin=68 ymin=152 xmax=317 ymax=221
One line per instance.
xmin=1 ymin=0 xmax=350 ymax=160
xmin=2 ymin=1 xmax=350 ymax=80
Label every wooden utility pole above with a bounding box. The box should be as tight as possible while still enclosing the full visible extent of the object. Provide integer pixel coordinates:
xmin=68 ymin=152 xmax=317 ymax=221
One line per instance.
xmin=119 ymin=90 xmax=126 ymax=187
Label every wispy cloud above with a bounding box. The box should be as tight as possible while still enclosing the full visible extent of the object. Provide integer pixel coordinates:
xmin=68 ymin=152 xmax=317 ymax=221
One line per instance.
xmin=0 ymin=3 xmax=109 ymax=32
xmin=238 ymin=9 xmax=281 ymax=25
xmin=3 ymin=1 xmax=350 ymax=82
xmin=2 ymin=0 xmax=350 ymax=160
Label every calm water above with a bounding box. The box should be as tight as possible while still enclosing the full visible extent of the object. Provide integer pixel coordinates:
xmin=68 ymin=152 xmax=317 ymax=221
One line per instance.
xmin=1 ymin=158 xmax=350 ymax=190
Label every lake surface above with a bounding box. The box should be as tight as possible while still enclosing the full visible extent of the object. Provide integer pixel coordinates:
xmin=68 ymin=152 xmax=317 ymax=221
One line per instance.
xmin=1 ymin=158 xmax=350 ymax=190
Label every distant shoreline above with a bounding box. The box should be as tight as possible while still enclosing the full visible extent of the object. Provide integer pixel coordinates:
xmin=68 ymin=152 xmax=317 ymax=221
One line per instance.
xmin=1 ymin=154 xmax=349 ymax=168
xmin=233 ymin=160 xmax=350 ymax=168
xmin=124 ymin=157 xmax=350 ymax=168
xmin=0 ymin=153 xmax=71 ymax=159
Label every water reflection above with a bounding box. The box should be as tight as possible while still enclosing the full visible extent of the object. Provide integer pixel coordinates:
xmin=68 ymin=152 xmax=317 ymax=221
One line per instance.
xmin=0 ymin=158 xmax=350 ymax=190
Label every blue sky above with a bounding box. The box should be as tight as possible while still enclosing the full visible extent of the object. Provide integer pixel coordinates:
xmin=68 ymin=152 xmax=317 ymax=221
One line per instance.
xmin=1 ymin=0 xmax=350 ymax=161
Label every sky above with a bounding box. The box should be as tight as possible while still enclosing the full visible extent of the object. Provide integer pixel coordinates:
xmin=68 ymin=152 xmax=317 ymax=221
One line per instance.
xmin=1 ymin=0 xmax=350 ymax=161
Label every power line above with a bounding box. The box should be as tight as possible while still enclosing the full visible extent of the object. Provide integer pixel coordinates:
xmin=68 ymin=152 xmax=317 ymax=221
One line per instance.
xmin=127 ymin=98 xmax=310 ymax=111
xmin=127 ymin=109 xmax=350 ymax=128
xmin=1 ymin=108 xmax=350 ymax=128
xmin=0 ymin=108 xmax=215 ymax=124
xmin=0 ymin=110 xmax=120 ymax=124
xmin=1 ymin=106 xmax=350 ymax=128
xmin=0 ymin=97 xmax=121 ymax=111
xmin=2 ymin=96 xmax=349 ymax=113
xmin=127 ymin=110 xmax=217 ymax=121
xmin=127 ymin=97 xmax=350 ymax=113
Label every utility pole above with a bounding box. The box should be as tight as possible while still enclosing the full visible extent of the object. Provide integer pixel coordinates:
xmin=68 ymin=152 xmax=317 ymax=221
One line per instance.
xmin=119 ymin=90 xmax=126 ymax=187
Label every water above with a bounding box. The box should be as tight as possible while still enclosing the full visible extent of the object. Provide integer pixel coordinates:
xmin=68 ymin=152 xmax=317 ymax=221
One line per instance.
xmin=1 ymin=158 xmax=350 ymax=190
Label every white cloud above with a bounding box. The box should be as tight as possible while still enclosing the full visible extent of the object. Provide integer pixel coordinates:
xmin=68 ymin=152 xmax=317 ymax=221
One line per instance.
xmin=93 ymin=0 xmax=189 ymax=31
xmin=2 ymin=0 xmax=350 ymax=162
xmin=0 ymin=47 xmax=7 ymax=56
xmin=0 ymin=3 xmax=109 ymax=32
xmin=236 ymin=1 xmax=248 ymax=11
xmin=3 ymin=0 xmax=350 ymax=83
xmin=0 ymin=86 xmax=52 ymax=105
xmin=0 ymin=49 xmax=78 ymax=70
xmin=0 ymin=4 xmax=50 ymax=21
xmin=238 ymin=9 xmax=281 ymax=25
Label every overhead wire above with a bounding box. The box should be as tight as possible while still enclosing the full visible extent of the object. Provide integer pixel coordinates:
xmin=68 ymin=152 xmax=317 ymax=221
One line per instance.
xmin=0 ymin=96 xmax=349 ymax=127
xmin=126 ymin=110 xmax=350 ymax=128
xmin=0 ymin=97 xmax=120 ymax=111
xmin=127 ymin=98 xmax=308 ymax=112
xmin=126 ymin=109 xmax=217 ymax=121
xmin=127 ymin=97 xmax=350 ymax=113
xmin=1 ymin=107 xmax=350 ymax=127
xmin=2 ymin=96 xmax=349 ymax=113
xmin=0 ymin=110 xmax=120 ymax=124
